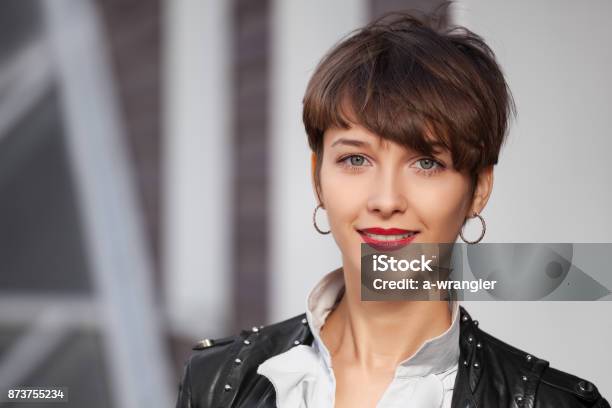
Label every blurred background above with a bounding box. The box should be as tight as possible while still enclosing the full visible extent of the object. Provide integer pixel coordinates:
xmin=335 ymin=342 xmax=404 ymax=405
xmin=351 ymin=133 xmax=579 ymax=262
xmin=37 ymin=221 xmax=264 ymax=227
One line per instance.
xmin=0 ymin=0 xmax=610 ymax=407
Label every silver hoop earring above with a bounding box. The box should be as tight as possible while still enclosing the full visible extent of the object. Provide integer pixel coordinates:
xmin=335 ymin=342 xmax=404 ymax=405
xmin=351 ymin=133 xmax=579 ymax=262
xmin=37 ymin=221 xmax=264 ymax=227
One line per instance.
xmin=460 ymin=212 xmax=486 ymax=244
xmin=313 ymin=204 xmax=331 ymax=235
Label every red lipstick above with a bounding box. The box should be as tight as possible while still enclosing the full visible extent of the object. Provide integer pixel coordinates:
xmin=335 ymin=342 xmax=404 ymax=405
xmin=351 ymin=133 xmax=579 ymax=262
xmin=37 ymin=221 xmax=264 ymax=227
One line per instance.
xmin=357 ymin=227 xmax=419 ymax=251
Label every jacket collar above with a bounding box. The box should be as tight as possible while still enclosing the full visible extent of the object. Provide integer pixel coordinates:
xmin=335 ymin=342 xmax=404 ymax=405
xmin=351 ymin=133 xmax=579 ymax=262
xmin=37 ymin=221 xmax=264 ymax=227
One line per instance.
xmin=240 ymin=272 xmax=551 ymax=408
xmin=226 ymin=303 xmax=550 ymax=408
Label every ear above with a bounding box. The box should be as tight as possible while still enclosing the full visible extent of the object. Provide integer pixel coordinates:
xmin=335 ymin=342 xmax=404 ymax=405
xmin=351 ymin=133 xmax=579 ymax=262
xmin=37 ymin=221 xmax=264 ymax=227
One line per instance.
xmin=468 ymin=165 xmax=494 ymax=217
xmin=311 ymin=152 xmax=324 ymax=206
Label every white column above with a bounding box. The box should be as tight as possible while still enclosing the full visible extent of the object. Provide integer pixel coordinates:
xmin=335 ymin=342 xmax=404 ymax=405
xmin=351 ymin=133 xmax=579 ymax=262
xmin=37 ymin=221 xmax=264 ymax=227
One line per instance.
xmin=163 ymin=0 xmax=232 ymax=338
xmin=269 ymin=0 xmax=367 ymax=322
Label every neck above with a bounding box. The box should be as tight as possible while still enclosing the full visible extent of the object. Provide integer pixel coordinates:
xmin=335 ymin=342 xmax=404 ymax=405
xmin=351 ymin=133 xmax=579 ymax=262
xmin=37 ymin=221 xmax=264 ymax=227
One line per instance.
xmin=321 ymin=263 xmax=452 ymax=371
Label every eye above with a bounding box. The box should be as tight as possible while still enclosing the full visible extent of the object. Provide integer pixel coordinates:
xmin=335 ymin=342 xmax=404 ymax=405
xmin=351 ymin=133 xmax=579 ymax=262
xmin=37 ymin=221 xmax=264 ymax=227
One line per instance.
xmin=338 ymin=154 xmax=371 ymax=170
xmin=347 ymin=155 xmax=367 ymax=166
xmin=416 ymin=158 xmax=437 ymax=170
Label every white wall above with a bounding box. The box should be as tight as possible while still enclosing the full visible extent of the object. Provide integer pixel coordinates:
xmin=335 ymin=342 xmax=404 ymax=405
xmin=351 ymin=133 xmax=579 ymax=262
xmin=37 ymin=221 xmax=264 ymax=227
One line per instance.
xmin=454 ymin=0 xmax=612 ymax=396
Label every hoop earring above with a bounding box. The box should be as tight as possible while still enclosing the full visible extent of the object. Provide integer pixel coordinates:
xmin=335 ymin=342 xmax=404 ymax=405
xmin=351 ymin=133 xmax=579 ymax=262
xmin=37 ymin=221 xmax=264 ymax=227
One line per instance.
xmin=460 ymin=212 xmax=486 ymax=244
xmin=313 ymin=204 xmax=331 ymax=235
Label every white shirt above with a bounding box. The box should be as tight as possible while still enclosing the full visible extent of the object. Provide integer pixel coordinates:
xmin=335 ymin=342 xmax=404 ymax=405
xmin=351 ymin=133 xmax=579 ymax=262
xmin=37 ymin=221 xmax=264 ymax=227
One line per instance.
xmin=257 ymin=267 xmax=461 ymax=408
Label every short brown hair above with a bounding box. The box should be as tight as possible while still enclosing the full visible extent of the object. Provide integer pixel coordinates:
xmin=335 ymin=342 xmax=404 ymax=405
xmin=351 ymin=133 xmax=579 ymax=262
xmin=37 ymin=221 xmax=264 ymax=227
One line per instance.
xmin=303 ymin=11 xmax=515 ymax=203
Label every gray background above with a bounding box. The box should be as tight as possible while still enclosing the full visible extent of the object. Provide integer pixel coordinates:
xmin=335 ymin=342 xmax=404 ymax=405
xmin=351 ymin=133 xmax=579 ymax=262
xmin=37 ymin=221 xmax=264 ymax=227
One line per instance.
xmin=457 ymin=0 xmax=612 ymax=396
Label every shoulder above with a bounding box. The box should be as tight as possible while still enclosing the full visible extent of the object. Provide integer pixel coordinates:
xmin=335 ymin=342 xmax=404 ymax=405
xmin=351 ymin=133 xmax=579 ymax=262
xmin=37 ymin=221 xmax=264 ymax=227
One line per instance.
xmin=537 ymin=366 xmax=610 ymax=408
xmin=185 ymin=312 xmax=310 ymax=374
xmin=175 ymin=313 xmax=311 ymax=408
xmin=175 ymin=333 xmax=239 ymax=408
xmin=468 ymin=312 xmax=609 ymax=407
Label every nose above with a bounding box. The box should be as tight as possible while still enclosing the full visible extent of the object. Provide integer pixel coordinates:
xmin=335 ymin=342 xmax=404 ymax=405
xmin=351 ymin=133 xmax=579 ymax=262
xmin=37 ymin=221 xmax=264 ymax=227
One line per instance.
xmin=366 ymin=168 xmax=408 ymax=218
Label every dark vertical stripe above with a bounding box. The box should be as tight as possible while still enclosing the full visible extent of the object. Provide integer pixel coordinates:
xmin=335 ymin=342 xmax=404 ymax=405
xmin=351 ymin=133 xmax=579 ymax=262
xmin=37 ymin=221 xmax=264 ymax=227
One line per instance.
xmin=96 ymin=0 xmax=162 ymax=295
xmin=370 ymin=0 xmax=450 ymax=25
xmin=232 ymin=0 xmax=270 ymax=331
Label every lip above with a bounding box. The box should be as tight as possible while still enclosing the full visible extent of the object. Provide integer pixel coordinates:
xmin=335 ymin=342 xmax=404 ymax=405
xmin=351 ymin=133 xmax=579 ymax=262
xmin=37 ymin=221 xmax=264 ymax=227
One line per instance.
xmin=359 ymin=227 xmax=418 ymax=235
xmin=357 ymin=228 xmax=419 ymax=251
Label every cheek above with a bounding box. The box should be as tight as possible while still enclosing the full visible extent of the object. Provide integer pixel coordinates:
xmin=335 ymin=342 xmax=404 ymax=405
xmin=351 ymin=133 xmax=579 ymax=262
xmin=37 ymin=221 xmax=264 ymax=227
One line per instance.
xmin=319 ymin=166 xmax=364 ymax=242
xmin=413 ymin=175 xmax=471 ymax=235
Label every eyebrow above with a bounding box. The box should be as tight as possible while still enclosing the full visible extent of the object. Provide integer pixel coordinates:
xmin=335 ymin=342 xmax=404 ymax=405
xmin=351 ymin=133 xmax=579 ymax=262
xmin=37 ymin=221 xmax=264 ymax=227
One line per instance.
xmin=330 ymin=137 xmax=447 ymax=153
xmin=330 ymin=138 xmax=371 ymax=148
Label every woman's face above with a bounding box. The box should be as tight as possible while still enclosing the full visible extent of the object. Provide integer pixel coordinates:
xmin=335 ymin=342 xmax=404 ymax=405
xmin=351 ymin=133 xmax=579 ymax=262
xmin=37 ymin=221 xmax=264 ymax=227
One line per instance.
xmin=314 ymin=122 xmax=492 ymax=274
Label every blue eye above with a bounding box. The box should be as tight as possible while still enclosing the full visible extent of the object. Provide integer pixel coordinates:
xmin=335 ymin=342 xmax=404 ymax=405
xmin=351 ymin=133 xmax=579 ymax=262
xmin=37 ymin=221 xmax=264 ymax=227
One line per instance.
xmin=347 ymin=155 xmax=366 ymax=166
xmin=339 ymin=154 xmax=370 ymax=168
xmin=414 ymin=158 xmax=445 ymax=176
xmin=337 ymin=154 xmax=372 ymax=173
xmin=416 ymin=159 xmax=438 ymax=170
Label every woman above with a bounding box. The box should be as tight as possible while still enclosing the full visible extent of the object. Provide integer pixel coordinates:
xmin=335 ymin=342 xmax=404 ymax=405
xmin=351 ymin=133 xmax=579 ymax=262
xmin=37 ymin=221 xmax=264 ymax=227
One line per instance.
xmin=175 ymin=13 xmax=609 ymax=408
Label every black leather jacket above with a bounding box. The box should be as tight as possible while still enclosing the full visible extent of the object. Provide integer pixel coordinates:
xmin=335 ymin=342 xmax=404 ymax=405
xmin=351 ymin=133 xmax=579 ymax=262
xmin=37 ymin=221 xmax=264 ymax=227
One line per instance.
xmin=175 ymin=306 xmax=609 ymax=407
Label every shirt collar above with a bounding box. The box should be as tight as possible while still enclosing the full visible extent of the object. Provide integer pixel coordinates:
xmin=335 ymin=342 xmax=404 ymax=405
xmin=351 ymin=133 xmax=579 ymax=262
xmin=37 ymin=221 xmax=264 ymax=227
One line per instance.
xmin=305 ymin=267 xmax=460 ymax=378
